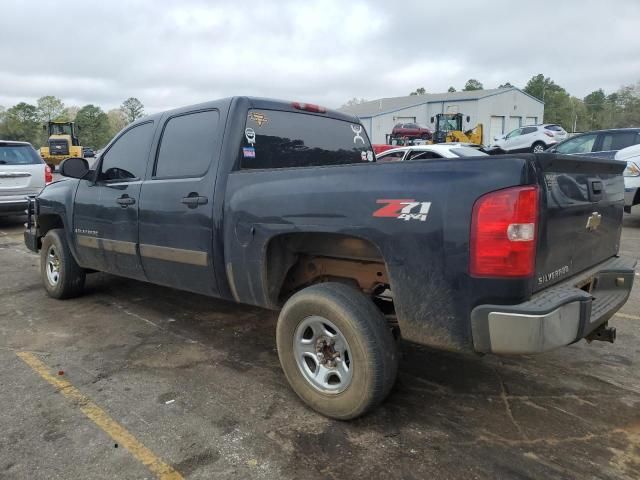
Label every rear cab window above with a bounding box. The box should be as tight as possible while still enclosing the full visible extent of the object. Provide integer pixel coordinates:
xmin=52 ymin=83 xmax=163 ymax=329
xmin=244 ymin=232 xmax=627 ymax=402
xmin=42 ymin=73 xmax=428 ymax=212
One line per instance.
xmin=0 ymin=143 xmax=42 ymax=165
xmin=241 ymin=109 xmax=374 ymax=169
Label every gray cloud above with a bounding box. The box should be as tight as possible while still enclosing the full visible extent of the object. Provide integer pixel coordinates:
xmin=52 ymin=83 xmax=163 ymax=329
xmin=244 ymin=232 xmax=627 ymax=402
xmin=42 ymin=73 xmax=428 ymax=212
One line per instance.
xmin=1 ymin=0 xmax=638 ymax=113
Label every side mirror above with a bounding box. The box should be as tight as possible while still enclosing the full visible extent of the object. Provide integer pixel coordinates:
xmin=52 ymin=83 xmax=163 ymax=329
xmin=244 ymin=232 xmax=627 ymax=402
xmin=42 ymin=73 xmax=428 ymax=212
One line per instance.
xmin=59 ymin=157 xmax=90 ymax=179
xmin=430 ymin=117 xmax=434 ymax=123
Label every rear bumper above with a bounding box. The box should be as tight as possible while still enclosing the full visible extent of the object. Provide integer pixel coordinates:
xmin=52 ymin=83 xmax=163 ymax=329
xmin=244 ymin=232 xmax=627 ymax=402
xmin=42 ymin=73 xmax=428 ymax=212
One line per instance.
xmin=471 ymin=256 xmax=636 ymax=354
xmin=0 ymin=197 xmax=30 ymax=215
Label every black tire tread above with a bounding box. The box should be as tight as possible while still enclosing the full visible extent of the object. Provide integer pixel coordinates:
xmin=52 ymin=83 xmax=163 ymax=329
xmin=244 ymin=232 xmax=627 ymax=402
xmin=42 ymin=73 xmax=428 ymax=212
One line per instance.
xmin=40 ymin=228 xmax=85 ymax=299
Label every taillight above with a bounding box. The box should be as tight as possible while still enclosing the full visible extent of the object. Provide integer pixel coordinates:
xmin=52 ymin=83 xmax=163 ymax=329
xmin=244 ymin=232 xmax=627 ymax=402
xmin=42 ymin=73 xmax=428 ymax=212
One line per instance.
xmin=544 ymin=130 xmax=554 ymax=137
xmin=45 ymin=165 xmax=53 ymax=184
xmin=291 ymin=102 xmax=327 ymax=113
xmin=470 ymin=185 xmax=539 ymax=278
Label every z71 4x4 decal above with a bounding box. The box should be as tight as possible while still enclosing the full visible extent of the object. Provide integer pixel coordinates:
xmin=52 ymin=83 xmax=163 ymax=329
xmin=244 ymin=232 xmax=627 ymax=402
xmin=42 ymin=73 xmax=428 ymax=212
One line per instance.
xmin=373 ymin=199 xmax=432 ymax=222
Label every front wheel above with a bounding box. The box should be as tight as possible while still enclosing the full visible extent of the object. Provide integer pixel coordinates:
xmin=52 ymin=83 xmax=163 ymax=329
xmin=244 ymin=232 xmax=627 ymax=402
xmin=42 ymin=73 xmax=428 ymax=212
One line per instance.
xmin=40 ymin=229 xmax=86 ymax=299
xmin=276 ymin=282 xmax=398 ymax=419
xmin=531 ymin=142 xmax=546 ymax=153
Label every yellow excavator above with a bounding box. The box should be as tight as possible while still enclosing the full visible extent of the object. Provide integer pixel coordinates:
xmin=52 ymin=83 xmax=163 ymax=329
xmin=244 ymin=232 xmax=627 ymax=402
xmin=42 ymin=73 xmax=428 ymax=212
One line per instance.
xmin=430 ymin=113 xmax=483 ymax=145
xmin=39 ymin=121 xmax=83 ymax=170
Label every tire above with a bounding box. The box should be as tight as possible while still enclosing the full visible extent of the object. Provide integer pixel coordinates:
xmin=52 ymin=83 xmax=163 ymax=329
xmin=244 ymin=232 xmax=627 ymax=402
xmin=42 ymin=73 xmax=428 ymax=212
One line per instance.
xmin=276 ymin=282 xmax=398 ymax=419
xmin=531 ymin=142 xmax=546 ymax=153
xmin=40 ymin=228 xmax=86 ymax=299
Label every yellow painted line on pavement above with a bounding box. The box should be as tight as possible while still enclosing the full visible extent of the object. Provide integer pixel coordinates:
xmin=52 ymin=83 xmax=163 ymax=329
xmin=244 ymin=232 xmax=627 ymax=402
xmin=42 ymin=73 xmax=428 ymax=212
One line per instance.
xmin=615 ymin=312 xmax=640 ymax=321
xmin=16 ymin=351 xmax=183 ymax=480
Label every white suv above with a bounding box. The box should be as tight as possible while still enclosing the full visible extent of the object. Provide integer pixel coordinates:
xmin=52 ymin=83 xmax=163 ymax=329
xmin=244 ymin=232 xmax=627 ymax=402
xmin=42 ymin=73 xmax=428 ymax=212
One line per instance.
xmin=490 ymin=124 xmax=568 ymax=153
xmin=0 ymin=141 xmax=51 ymax=216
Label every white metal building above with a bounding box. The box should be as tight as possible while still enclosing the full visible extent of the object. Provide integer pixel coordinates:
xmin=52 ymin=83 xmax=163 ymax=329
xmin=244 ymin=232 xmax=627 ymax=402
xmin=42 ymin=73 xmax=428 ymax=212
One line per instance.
xmin=338 ymin=88 xmax=545 ymax=145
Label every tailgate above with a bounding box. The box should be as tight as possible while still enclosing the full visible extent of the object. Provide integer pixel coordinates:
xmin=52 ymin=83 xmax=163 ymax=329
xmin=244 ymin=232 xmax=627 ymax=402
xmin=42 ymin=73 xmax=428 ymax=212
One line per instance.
xmin=534 ymin=153 xmax=625 ymax=291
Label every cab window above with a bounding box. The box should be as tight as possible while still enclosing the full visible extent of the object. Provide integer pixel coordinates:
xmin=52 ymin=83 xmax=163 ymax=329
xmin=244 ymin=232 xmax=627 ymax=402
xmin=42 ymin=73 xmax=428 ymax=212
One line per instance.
xmin=377 ymin=150 xmax=406 ymax=161
xmin=600 ymin=131 xmax=640 ymax=151
xmin=100 ymin=122 xmax=155 ymax=181
xmin=555 ymin=133 xmax=597 ymax=154
xmin=506 ymin=128 xmax=522 ymax=139
xmin=154 ymin=110 xmax=219 ymax=178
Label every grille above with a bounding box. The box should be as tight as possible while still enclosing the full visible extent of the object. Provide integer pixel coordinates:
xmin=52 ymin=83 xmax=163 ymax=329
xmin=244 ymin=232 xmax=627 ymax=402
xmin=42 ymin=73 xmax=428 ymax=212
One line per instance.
xmin=49 ymin=139 xmax=69 ymax=155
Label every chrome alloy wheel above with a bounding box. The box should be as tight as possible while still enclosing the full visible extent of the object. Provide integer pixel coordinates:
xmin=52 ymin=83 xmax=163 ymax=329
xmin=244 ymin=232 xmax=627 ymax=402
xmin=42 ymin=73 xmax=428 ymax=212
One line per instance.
xmin=46 ymin=245 xmax=60 ymax=286
xmin=293 ymin=316 xmax=353 ymax=394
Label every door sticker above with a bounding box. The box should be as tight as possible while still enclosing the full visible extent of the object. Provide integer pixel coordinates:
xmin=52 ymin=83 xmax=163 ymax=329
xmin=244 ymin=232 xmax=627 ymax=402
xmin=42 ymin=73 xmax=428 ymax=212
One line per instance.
xmin=373 ymin=199 xmax=431 ymax=222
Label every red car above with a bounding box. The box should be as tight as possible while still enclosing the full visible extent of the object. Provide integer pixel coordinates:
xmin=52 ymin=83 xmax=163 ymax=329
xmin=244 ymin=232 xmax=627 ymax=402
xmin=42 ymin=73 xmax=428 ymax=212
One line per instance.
xmin=392 ymin=122 xmax=432 ymax=140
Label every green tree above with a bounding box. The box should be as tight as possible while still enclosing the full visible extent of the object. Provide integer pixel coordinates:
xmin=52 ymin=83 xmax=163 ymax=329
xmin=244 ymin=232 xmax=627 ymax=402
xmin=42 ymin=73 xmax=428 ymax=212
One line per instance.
xmin=447 ymin=86 xmax=456 ymax=92
xmin=75 ymin=105 xmax=111 ymax=149
xmin=107 ymin=108 xmax=128 ymax=137
xmin=524 ymin=74 xmax=574 ymax=130
xmin=583 ymin=89 xmax=606 ymax=130
xmin=0 ymin=102 xmax=41 ymax=145
xmin=410 ymin=87 xmax=426 ymax=96
xmin=121 ymin=97 xmax=145 ymax=123
xmin=463 ymin=79 xmax=483 ymax=91
xmin=36 ymin=96 xmax=65 ymax=123
xmin=498 ymin=82 xmax=514 ymax=89
xmin=61 ymin=106 xmax=80 ymax=122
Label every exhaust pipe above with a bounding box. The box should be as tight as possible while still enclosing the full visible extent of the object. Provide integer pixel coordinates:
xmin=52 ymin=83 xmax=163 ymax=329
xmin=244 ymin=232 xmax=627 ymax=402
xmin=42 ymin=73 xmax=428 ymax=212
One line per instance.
xmin=587 ymin=323 xmax=616 ymax=344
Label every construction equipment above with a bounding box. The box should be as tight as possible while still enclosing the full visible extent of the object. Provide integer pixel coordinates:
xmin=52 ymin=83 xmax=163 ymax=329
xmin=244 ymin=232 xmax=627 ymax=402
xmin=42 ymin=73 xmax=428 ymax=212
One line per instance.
xmin=430 ymin=113 xmax=483 ymax=145
xmin=39 ymin=121 xmax=83 ymax=169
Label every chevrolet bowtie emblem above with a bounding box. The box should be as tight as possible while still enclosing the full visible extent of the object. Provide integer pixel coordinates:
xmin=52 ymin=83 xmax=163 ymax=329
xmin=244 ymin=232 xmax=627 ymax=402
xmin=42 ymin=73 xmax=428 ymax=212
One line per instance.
xmin=586 ymin=212 xmax=602 ymax=232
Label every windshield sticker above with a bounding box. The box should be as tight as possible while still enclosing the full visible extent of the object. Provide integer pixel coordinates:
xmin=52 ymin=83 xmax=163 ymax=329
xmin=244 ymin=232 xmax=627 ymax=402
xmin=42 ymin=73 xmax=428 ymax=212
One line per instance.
xmin=248 ymin=112 xmax=268 ymax=127
xmin=367 ymin=150 xmax=374 ymax=162
xmin=245 ymin=127 xmax=256 ymax=145
xmin=361 ymin=151 xmax=367 ymax=161
xmin=351 ymin=124 xmax=365 ymax=144
xmin=242 ymin=147 xmax=256 ymax=158
xmin=374 ymin=199 xmax=432 ymax=222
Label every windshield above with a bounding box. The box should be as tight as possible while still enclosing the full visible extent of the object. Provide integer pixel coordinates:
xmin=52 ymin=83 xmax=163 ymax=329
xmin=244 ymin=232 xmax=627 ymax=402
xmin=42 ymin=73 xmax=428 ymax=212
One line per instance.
xmin=50 ymin=123 xmax=73 ymax=135
xmin=450 ymin=147 xmax=488 ymax=157
xmin=0 ymin=144 xmax=42 ymax=165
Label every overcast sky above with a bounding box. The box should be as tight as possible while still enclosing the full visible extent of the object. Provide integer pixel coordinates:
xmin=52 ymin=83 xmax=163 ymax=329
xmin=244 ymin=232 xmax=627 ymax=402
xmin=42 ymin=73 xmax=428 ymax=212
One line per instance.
xmin=1 ymin=0 xmax=638 ymax=113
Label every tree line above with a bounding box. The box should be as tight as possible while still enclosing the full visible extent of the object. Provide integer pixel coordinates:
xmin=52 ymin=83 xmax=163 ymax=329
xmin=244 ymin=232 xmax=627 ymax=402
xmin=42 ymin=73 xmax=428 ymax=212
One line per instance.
xmin=0 ymin=96 xmax=145 ymax=149
xmin=346 ymin=75 xmax=640 ymax=133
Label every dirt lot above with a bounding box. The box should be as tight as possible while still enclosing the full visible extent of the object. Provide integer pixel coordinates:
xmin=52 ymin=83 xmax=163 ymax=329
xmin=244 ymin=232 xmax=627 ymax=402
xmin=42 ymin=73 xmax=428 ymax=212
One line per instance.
xmin=1 ymin=213 xmax=639 ymax=480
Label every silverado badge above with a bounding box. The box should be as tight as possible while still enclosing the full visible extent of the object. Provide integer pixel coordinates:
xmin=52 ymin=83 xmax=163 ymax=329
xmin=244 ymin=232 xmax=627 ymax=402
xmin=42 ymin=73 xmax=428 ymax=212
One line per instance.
xmin=586 ymin=212 xmax=602 ymax=232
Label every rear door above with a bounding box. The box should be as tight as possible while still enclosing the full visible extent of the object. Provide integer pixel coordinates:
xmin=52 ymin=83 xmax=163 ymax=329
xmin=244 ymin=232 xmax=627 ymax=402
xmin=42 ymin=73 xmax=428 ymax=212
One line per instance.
xmin=73 ymin=121 xmax=156 ymax=279
xmin=534 ymin=155 xmax=625 ymax=291
xmin=137 ymin=109 xmax=222 ymax=296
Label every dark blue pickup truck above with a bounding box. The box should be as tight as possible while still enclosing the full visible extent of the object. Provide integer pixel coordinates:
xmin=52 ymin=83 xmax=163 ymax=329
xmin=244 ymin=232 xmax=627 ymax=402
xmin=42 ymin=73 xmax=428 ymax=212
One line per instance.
xmin=24 ymin=97 xmax=636 ymax=419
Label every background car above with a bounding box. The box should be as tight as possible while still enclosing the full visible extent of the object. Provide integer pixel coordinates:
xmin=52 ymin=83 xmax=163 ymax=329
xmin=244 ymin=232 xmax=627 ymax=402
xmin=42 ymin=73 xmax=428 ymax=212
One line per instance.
xmin=376 ymin=143 xmax=488 ymax=161
xmin=547 ymin=128 xmax=640 ymax=213
xmin=391 ymin=122 xmax=432 ymax=140
xmin=0 ymin=140 xmax=51 ymax=217
xmin=548 ymin=128 xmax=640 ymax=158
xmin=490 ymin=124 xmax=568 ymax=153
xmin=82 ymin=147 xmax=95 ymax=158
xmin=616 ymin=145 xmax=640 ymax=213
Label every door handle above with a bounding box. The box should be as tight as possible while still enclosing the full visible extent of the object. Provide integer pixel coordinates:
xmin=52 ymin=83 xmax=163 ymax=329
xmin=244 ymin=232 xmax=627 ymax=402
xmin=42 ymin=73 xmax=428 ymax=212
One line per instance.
xmin=181 ymin=193 xmax=208 ymax=208
xmin=116 ymin=195 xmax=136 ymax=207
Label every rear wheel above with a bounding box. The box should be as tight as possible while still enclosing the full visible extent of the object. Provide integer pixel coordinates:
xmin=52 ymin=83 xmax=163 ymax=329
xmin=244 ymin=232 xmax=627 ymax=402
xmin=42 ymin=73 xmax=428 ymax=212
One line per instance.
xmin=531 ymin=142 xmax=546 ymax=153
xmin=40 ymin=229 xmax=85 ymax=299
xmin=276 ymin=282 xmax=398 ymax=419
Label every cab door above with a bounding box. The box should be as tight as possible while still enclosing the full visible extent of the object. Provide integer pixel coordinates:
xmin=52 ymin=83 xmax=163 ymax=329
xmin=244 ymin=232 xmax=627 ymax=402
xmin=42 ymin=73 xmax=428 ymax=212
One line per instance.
xmin=137 ymin=109 xmax=222 ymax=296
xmin=73 ymin=121 xmax=156 ymax=280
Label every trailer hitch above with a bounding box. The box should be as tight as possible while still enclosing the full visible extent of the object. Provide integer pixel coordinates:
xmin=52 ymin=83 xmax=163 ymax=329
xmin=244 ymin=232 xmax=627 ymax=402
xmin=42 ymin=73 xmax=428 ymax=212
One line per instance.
xmin=586 ymin=323 xmax=616 ymax=344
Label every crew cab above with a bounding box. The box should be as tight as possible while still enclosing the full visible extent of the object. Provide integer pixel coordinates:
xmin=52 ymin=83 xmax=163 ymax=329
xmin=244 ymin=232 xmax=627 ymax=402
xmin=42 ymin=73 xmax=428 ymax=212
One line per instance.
xmin=24 ymin=97 xmax=635 ymax=419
